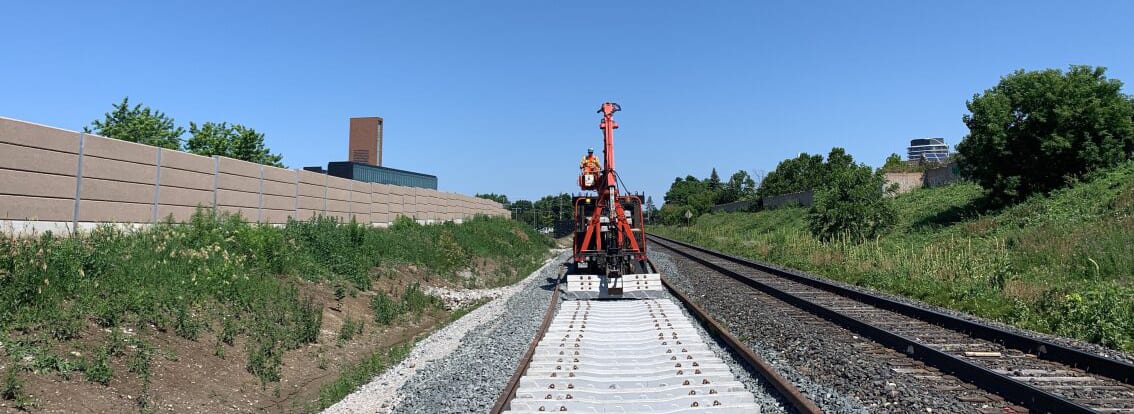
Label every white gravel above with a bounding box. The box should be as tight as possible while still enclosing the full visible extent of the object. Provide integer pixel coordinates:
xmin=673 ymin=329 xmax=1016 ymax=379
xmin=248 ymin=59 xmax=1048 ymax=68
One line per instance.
xmin=322 ymin=251 xmax=565 ymax=414
xmin=424 ymin=284 xmax=518 ymax=310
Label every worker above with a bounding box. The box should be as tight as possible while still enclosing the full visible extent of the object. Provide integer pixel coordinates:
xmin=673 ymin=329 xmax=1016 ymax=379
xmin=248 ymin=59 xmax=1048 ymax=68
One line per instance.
xmin=580 ymin=148 xmax=601 ymax=174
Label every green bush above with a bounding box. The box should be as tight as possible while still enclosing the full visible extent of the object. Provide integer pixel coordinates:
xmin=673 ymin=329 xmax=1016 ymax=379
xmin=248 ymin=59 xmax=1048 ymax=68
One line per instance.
xmin=957 ymin=65 xmax=1134 ymax=202
xmin=85 ymin=350 xmax=113 ymax=386
xmin=807 ymin=161 xmax=896 ymax=242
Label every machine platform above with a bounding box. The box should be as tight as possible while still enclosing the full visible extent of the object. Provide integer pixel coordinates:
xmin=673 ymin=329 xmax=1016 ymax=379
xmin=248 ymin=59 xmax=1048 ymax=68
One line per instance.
xmin=562 ymin=273 xmax=664 ymax=300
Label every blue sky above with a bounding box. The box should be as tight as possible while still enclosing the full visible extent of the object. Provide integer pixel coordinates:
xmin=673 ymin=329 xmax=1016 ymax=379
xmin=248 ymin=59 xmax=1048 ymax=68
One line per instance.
xmin=3 ymin=2 xmax=1133 ymax=203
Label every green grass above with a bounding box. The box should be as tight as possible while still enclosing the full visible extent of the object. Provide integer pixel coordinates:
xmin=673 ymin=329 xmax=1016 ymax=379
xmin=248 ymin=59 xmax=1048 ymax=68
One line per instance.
xmin=654 ymin=161 xmax=1134 ymax=352
xmin=0 ymin=211 xmax=553 ymax=387
xmin=312 ymin=340 xmax=414 ymax=412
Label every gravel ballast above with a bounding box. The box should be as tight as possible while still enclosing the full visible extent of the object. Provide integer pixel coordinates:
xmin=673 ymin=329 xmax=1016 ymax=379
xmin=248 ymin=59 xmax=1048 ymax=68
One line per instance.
xmin=324 ymin=251 xmax=566 ymax=414
xmin=651 ymin=248 xmax=1021 ymax=413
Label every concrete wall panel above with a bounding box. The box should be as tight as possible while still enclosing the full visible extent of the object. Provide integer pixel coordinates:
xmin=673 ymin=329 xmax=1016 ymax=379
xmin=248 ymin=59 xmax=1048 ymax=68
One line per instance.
xmin=159 ymin=168 xmax=212 ymax=191
xmin=0 ymin=117 xmax=80 ymax=153
xmin=216 ymin=157 xmax=260 ymax=178
xmin=0 ymin=143 xmax=79 ymax=176
xmin=297 ymin=209 xmax=321 ymax=220
xmin=159 ymin=186 xmax=212 ymax=207
xmin=155 ymin=205 xmax=200 ymax=222
xmin=261 ymin=166 xmax=294 ymax=183
xmin=216 ymin=173 xmax=259 ymax=192
xmin=298 ymin=182 xmax=323 ymax=198
xmin=326 ymin=199 xmax=350 ymax=213
xmin=261 ymin=209 xmax=294 ymax=224
xmin=262 ymin=194 xmax=294 ymax=211
xmin=81 ymin=178 xmax=154 ymax=204
xmin=262 ymin=179 xmax=296 ymax=197
xmin=327 ymin=187 xmax=351 ymax=202
xmin=298 ymin=196 xmax=323 ymax=211
xmin=0 ymin=169 xmax=75 ymax=199
xmin=216 ymin=189 xmax=259 ymax=208
xmin=160 ymin=150 xmax=213 ymax=173
xmin=298 ymin=170 xmax=325 ymax=185
xmin=327 ymin=175 xmax=353 ymax=190
xmin=0 ymin=194 xmax=73 ymax=221
xmin=82 ymin=135 xmax=156 ymax=164
xmin=82 ymin=156 xmax=156 ymax=184
xmin=79 ymin=200 xmax=150 ymax=223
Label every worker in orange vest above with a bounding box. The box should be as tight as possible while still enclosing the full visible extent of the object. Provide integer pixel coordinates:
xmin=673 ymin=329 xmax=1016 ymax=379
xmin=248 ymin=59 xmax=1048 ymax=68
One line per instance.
xmin=580 ymin=148 xmax=601 ymax=174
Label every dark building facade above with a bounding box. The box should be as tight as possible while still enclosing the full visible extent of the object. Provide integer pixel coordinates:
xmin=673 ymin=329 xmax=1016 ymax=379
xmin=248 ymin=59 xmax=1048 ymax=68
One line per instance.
xmin=908 ymin=138 xmax=949 ymax=162
xmin=327 ymin=162 xmax=437 ymax=189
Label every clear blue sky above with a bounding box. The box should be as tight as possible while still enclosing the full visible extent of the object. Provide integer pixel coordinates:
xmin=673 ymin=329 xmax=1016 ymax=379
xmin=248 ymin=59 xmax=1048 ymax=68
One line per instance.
xmin=3 ymin=1 xmax=1133 ymax=203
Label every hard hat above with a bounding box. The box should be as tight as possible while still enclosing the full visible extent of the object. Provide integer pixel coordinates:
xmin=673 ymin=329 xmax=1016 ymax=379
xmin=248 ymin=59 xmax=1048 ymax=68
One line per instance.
xmin=587 ymin=148 xmax=594 ymax=153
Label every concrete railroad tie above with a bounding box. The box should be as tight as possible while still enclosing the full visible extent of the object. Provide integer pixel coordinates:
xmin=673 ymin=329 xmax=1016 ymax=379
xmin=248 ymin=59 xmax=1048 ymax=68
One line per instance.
xmin=503 ymin=299 xmax=761 ymax=413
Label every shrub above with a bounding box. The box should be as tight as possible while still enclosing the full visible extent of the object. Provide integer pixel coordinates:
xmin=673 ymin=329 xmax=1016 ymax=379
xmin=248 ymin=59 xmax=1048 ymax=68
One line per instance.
xmin=85 ymin=350 xmax=113 ymax=385
xmin=808 ymin=161 xmax=896 ymax=242
xmin=957 ymin=65 xmax=1134 ymax=202
xmin=371 ymin=292 xmax=400 ymax=325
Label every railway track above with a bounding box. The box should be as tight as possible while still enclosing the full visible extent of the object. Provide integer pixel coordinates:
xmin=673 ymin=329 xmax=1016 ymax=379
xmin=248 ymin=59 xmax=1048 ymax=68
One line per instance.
xmin=648 ymin=233 xmax=1134 ymax=414
xmin=490 ymin=263 xmax=823 ymax=414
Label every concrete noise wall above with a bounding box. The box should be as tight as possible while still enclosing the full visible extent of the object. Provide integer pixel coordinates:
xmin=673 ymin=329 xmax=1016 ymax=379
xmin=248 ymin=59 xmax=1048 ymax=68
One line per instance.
xmin=0 ymin=117 xmax=509 ymax=234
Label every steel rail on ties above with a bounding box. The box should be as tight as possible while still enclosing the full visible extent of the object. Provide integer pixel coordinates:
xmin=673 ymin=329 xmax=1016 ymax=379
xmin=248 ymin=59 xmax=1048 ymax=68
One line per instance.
xmin=490 ymin=260 xmax=823 ymax=414
xmin=659 ymin=265 xmax=823 ymax=414
xmin=648 ymin=234 xmax=1115 ymax=414
xmin=647 ymin=233 xmax=1134 ymax=385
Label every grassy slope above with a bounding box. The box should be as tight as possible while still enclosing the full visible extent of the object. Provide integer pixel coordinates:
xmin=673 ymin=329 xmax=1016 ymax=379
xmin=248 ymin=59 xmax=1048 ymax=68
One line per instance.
xmin=654 ymin=161 xmax=1134 ymax=352
xmin=0 ymin=213 xmax=553 ymax=408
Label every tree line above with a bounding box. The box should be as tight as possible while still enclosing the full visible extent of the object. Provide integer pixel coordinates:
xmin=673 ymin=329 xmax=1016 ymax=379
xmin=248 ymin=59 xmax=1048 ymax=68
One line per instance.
xmin=659 ymin=65 xmax=1134 ymax=242
xmin=475 ymin=192 xmax=663 ymax=230
xmin=84 ymin=97 xmax=284 ymax=167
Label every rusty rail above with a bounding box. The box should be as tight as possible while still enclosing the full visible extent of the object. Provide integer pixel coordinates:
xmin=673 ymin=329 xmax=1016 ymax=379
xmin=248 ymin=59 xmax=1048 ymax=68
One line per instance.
xmin=661 ymin=270 xmax=824 ymax=414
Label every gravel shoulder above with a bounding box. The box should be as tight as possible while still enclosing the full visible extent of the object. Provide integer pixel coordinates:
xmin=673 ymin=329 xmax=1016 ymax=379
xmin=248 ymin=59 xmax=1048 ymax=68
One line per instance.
xmin=324 ymin=250 xmax=567 ymax=414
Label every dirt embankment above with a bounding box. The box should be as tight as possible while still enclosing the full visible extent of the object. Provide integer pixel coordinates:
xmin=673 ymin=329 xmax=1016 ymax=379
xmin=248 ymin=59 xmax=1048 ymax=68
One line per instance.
xmin=2 ymin=264 xmax=476 ymax=414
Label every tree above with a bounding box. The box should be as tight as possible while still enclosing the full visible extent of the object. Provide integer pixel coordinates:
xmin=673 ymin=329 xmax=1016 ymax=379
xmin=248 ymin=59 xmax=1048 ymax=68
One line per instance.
xmin=718 ymin=170 xmax=757 ymax=204
xmin=186 ymin=122 xmax=284 ymax=167
xmin=663 ymin=176 xmax=714 ymax=215
xmin=707 ymin=168 xmax=722 ymax=191
xmin=475 ymin=193 xmax=510 ymax=208
xmin=807 ymin=158 xmax=896 ymax=242
xmin=956 ymin=65 xmax=1134 ymax=202
xmin=644 ymin=196 xmax=658 ymax=224
xmin=85 ymin=97 xmax=184 ymax=150
xmin=757 ymin=153 xmax=825 ymax=197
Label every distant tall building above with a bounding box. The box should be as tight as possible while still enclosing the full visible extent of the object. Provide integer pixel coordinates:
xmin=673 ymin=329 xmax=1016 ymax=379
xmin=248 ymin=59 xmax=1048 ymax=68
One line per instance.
xmin=907 ymin=138 xmax=949 ymax=162
xmin=305 ymin=116 xmax=437 ymax=189
xmin=349 ymin=117 xmax=383 ymax=166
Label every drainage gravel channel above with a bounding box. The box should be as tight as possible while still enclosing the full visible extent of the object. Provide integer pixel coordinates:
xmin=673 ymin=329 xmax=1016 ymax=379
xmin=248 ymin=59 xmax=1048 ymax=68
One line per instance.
xmin=324 ymin=250 xmax=566 ymax=414
xmin=651 ymin=248 xmax=1027 ymax=414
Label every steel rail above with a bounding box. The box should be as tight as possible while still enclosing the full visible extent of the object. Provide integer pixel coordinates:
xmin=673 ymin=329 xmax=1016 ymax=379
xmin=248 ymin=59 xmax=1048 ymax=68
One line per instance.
xmin=489 ymin=264 xmax=563 ymax=414
xmin=491 ymin=259 xmax=823 ymax=414
xmin=648 ymin=233 xmax=1134 ymax=385
xmin=660 ymin=266 xmax=824 ymax=414
xmin=648 ymin=234 xmax=1125 ymax=414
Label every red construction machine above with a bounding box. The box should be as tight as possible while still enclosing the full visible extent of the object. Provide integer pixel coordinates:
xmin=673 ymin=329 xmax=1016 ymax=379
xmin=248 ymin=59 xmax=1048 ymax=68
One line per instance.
xmin=568 ymin=103 xmax=660 ymax=297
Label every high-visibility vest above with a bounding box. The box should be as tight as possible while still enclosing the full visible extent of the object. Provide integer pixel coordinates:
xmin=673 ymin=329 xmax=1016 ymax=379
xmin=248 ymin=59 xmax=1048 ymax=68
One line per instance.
xmin=581 ymin=155 xmax=599 ymax=169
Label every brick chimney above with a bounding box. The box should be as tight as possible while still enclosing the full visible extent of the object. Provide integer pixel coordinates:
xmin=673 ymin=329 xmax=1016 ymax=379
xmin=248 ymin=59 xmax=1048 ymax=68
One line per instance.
xmin=348 ymin=117 xmax=383 ymax=166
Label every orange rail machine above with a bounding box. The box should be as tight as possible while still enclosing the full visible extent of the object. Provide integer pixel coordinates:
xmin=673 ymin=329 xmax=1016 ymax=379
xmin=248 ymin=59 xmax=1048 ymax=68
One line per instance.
xmin=568 ymin=103 xmax=661 ymax=297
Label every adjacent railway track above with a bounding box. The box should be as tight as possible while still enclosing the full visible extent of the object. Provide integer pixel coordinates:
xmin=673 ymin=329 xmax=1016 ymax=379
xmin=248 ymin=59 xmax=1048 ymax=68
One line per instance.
xmin=491 ymin=262 xmax=823 ymax=414
xmin=648 ymin=233 xmax=1134 ymax=414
